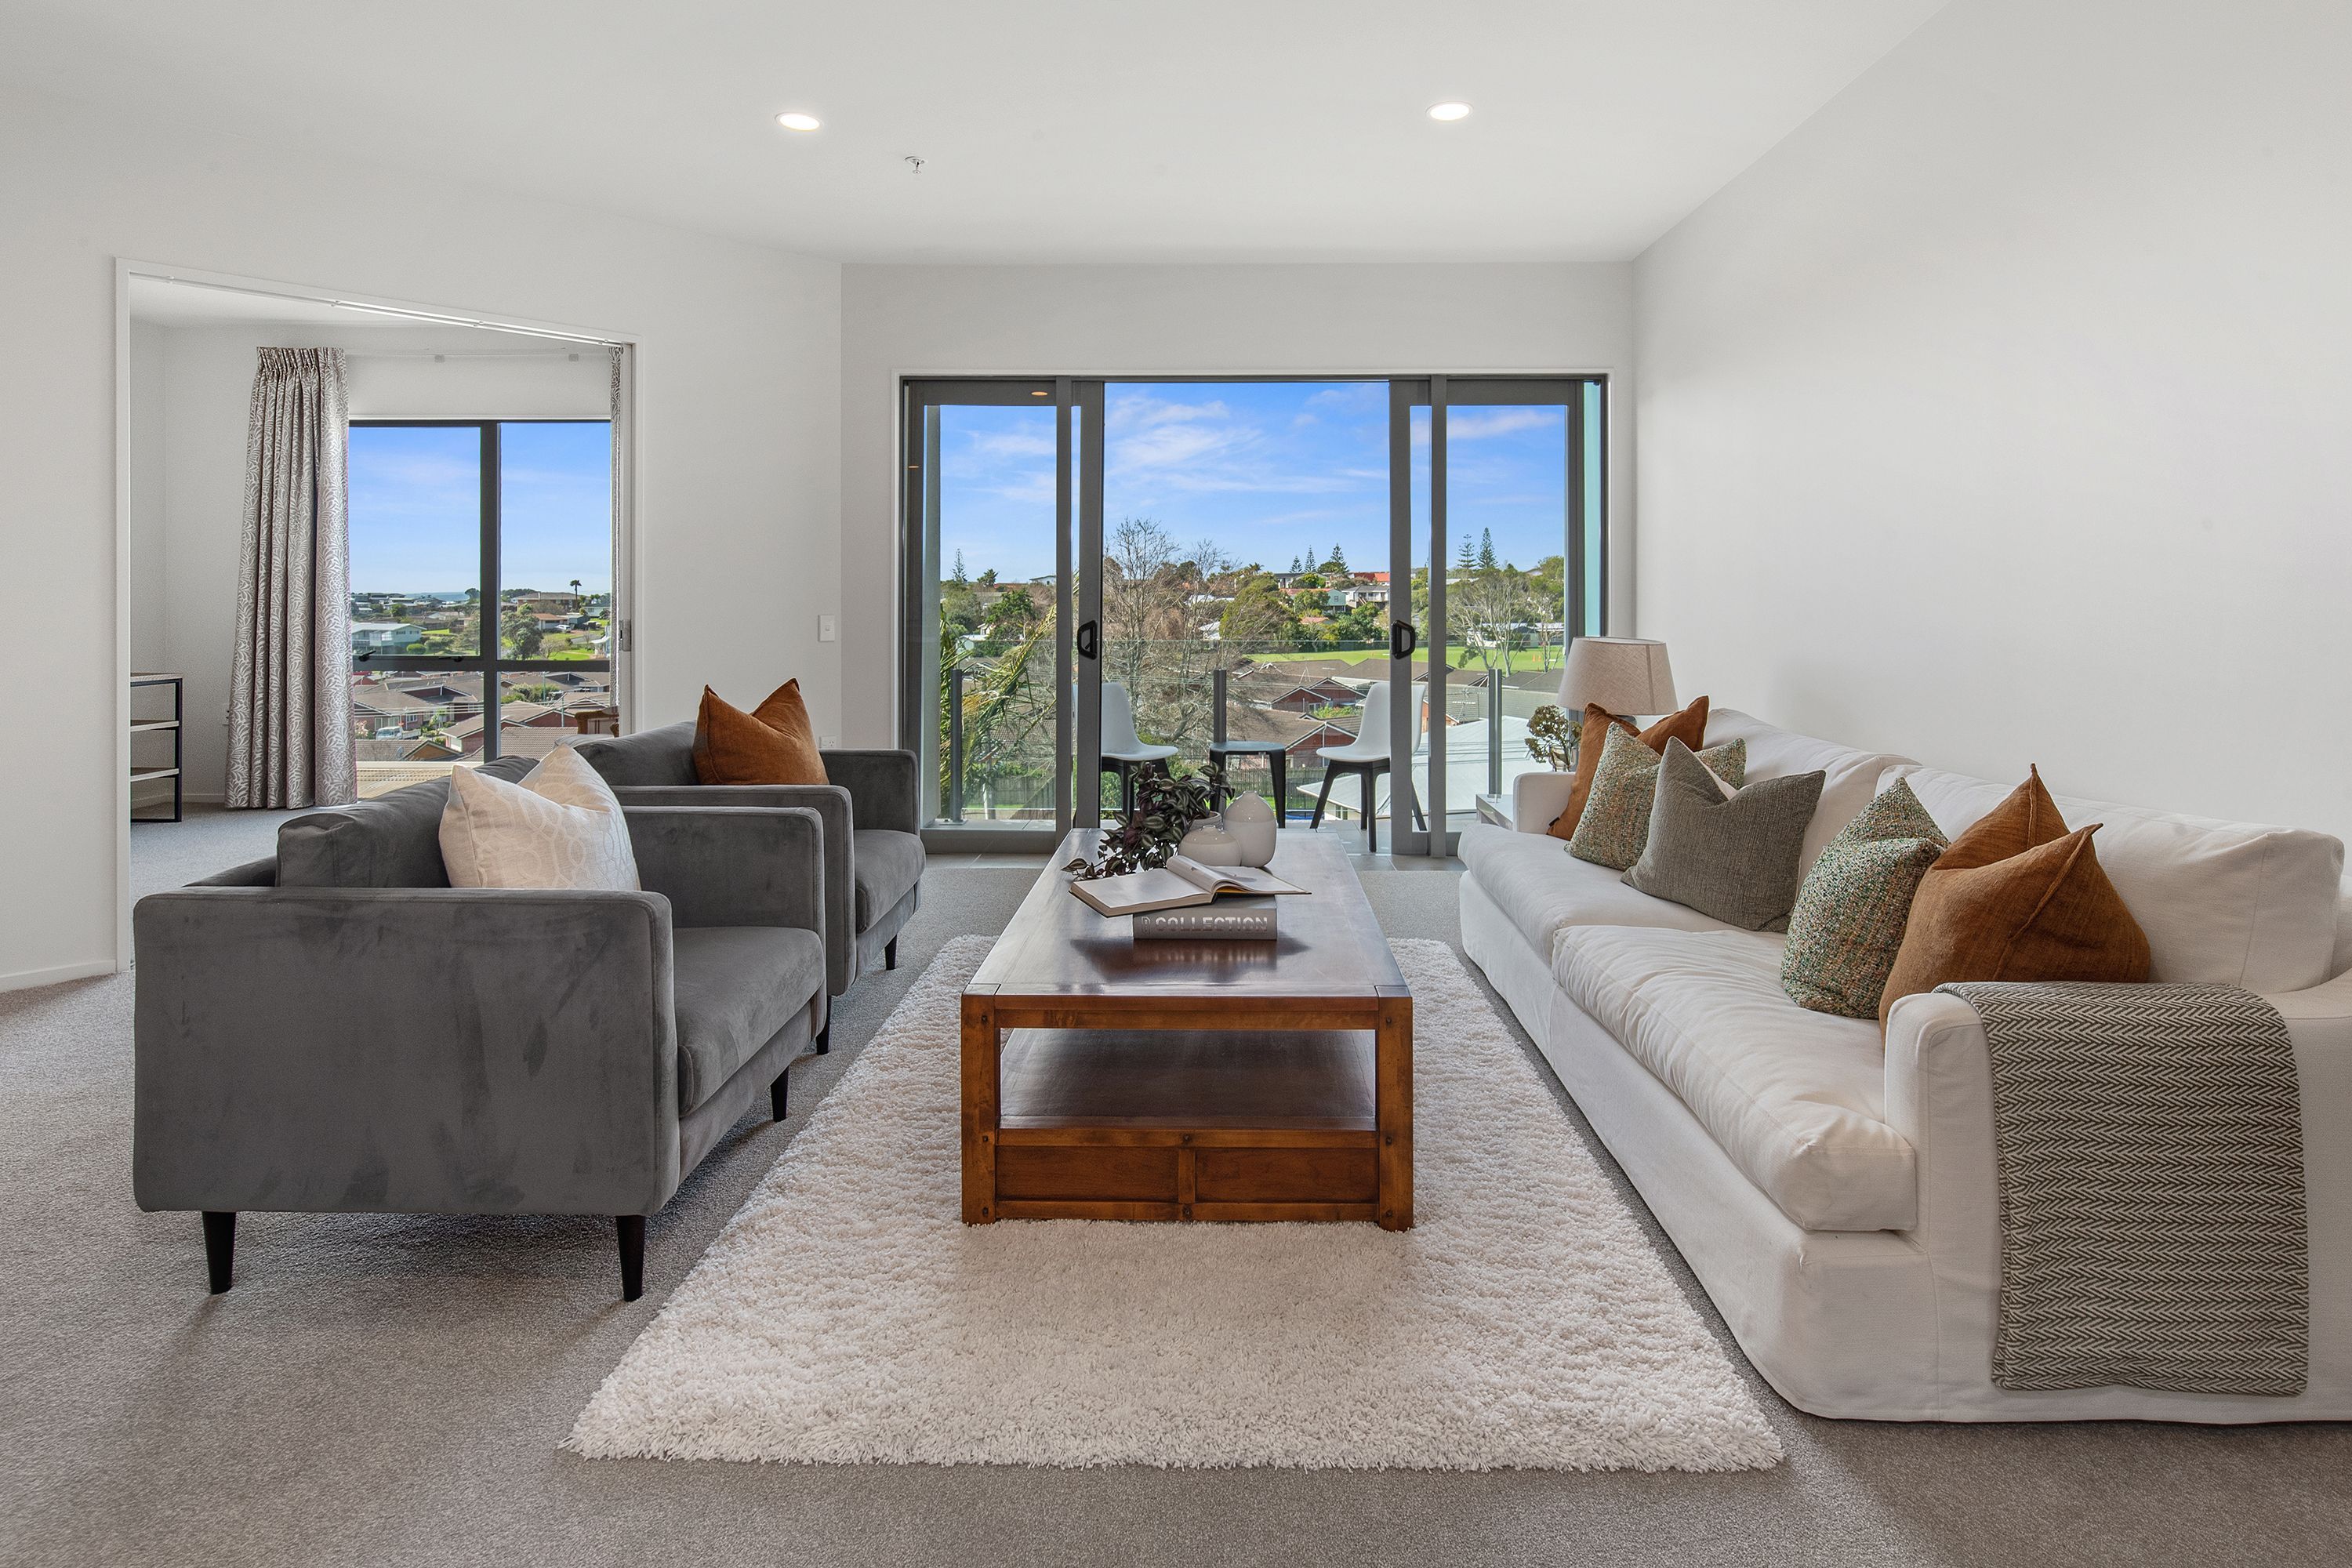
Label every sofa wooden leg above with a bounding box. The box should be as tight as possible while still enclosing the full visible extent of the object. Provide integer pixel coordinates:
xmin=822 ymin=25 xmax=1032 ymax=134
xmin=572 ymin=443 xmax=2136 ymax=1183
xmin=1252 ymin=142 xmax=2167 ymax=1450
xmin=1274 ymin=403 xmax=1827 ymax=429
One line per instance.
xmin=815 ymin=1020 xmax=831 ymax=1055
xmin=771 ymin=1069 xmax=789 ymax=1120
xmin=885 ymin=937 xmax=898 ymax=971
xmin=616 ymin=1215 xmax=645 ymax=1302
xmin=202 ymin=1210 xmax=236 ymax=1295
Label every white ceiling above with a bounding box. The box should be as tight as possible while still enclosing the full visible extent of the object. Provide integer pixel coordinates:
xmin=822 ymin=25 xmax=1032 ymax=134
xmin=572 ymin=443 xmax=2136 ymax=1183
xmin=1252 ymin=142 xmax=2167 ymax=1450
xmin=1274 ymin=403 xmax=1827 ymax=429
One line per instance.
xmin=7 ymin=0 xmax=1945 ymax=263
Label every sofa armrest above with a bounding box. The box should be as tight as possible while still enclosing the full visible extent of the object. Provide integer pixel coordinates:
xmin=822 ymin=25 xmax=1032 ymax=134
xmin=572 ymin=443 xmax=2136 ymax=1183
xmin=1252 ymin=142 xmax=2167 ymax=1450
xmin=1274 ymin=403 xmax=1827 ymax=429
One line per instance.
xmin=1511 ymin=770 xmax=1576 ymax=835
xmin=615 ymin=786 xmax=851 ymax=995
xmin=623 ymin=804 xmax=825 ymax=941
xmin=132 ymin=887 xmax=681 ymax=1218
xmin=1886 ymin=971 xmax=2352 ymax=1318
xmin=820 ymin=749 xmax=920 ymax=835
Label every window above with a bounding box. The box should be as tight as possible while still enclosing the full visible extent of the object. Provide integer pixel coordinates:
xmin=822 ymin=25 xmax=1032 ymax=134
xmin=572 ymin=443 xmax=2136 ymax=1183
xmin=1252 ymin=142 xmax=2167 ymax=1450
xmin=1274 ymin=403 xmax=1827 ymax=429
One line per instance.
xmin=348 ymin=420 xmax=614 ymax=797
xmin=903 ymin=376 xmax=1605 ymax=844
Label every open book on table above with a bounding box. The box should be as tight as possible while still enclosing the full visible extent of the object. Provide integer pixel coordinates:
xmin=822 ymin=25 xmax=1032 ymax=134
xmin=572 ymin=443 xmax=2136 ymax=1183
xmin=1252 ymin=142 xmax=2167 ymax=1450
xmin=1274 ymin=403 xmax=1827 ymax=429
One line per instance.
xmin=1069 ymin=855 xmax=1308 ymax=917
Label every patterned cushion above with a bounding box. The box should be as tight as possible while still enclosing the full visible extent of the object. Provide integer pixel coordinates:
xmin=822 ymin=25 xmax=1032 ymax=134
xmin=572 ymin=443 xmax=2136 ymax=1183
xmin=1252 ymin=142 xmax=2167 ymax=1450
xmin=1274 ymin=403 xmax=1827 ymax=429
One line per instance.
xmin=1569 ymin=724 xmax=1746 ymax=871
xmin=438 ymin=745 xmax=641 ymax=891
xmin=1780 ymin=778 xmax=1947 ymax=1018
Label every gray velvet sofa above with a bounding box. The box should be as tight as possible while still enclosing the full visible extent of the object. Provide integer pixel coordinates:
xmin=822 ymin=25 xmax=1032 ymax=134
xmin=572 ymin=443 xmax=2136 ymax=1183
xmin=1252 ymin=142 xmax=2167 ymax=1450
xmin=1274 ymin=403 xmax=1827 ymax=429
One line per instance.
xmin=573 ymin=724 xmax=924 ymax=1000
xmin=132 ymin=757 xmax=830 ymax=1303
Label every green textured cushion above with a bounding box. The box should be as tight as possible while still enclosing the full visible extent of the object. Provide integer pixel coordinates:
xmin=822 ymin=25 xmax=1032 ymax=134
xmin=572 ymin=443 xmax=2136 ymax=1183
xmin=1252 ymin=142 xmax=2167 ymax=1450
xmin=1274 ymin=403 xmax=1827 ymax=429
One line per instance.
xmin=1568 ymin=724 xmax=1747 ymax=871
xmin=1779 ymin=778 xmax=1951 ymax=1018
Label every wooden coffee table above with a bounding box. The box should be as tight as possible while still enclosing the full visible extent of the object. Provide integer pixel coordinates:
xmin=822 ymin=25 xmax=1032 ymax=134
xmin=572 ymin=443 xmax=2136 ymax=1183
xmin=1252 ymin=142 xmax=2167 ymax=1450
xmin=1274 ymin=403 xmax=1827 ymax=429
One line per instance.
xmin=961 ymin=830 xmax=1412 ymax=1229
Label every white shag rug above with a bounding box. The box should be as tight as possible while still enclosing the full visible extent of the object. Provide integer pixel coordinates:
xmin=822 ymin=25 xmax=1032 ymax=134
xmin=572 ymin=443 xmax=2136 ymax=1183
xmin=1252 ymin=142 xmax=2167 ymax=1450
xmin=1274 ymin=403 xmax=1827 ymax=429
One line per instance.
xmin=567 ymin=936 xmax=1782 ymax=1472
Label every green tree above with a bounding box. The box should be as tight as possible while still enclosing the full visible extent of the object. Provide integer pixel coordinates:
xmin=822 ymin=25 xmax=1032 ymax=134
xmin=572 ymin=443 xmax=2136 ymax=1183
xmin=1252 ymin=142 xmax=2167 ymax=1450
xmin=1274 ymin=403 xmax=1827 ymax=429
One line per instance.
xmin=501 ymin=601 xmax=544 ymax=659
xmin=1218 ymin=572 xmax=1300 ymax=648
xmin=982 ymin=584 xmax=1039 ymax=640
xmin=1478 ymin=528 xmax=1497 ymax=572
xmin=1323 ymin=543 xmax=1348 ymax=576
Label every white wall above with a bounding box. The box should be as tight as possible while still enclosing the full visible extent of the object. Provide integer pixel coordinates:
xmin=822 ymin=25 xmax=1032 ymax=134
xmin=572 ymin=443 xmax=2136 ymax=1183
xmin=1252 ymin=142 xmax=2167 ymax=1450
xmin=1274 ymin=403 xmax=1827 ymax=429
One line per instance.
xmin=131 ymin=322 xmax=612 ymax=801
xmin=0 ymin=83 xmax=840 ymax=989
xmin=837 ymin=263 xmax=1636 ymax=745
xmin=1635 ymin=0 xmax=2352 ymax=838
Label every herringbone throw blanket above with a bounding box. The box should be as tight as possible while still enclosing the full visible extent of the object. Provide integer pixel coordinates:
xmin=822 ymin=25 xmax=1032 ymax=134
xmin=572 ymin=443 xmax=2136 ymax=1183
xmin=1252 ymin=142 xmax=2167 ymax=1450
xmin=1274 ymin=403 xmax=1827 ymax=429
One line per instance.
xmin=1942 ymin=981 xmax=2307 ymax=1396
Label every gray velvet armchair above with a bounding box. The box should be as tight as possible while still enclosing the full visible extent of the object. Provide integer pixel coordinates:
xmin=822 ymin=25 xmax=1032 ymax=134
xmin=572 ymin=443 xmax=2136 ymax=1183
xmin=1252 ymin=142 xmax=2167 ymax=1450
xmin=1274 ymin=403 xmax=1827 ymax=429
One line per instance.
xmin=572 ymin=724 xmax=924 ymax=1001
xmin=132 ymin=771 xmax=830 ymax=1303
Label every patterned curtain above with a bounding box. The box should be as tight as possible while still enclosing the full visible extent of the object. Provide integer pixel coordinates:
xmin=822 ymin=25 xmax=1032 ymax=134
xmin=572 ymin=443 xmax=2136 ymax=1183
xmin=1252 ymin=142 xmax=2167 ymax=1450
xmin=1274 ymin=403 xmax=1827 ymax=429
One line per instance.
xmin=225 ymin=347 xmax=354 ymax=808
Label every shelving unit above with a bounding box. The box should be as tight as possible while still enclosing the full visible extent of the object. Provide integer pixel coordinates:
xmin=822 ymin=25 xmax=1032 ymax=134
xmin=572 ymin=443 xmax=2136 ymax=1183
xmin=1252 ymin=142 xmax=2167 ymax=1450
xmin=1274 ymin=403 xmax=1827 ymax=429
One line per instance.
xmin=131 ymin=672 xmax=183 ymax=823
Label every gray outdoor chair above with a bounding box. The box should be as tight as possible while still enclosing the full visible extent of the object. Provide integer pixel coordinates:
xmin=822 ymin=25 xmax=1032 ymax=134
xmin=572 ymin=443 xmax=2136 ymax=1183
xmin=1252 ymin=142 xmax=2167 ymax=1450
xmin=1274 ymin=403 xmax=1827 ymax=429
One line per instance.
xmin=573 ymin=724 xmax=924 ymax=1002
xmin=132 ymin=759 xmax=829 ymax=1303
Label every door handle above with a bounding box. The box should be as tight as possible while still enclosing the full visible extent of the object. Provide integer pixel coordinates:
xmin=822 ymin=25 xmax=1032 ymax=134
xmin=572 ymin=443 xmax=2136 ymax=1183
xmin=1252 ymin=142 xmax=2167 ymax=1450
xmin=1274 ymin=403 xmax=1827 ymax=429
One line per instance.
xmin=1076 ymin=620 xmax=1098 ymax=660
xmin=1389 ymin=620 xmax=1418 ymax=659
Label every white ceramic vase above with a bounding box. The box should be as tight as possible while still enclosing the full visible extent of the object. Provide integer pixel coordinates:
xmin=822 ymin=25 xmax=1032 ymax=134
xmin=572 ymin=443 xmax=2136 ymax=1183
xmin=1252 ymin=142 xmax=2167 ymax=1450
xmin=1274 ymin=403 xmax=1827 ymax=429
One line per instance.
xmin=1176 ymin=822 xmax=1243 ymax=866
xmin=1218 ymin=793 xmax=1278 ymax=867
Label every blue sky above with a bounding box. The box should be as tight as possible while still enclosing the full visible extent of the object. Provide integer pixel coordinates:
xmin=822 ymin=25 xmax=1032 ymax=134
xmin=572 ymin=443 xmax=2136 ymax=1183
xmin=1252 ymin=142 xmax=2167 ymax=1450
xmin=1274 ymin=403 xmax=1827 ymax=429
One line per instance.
xmin=935 ymin=381 xmax=1569 ymax=584
xmin=349 ymin=422 xmax=610 ymax=598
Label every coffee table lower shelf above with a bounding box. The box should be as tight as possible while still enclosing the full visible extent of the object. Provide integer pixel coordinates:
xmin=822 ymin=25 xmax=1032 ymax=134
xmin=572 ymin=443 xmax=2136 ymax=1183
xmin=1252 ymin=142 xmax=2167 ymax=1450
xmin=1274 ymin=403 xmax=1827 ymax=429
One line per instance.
xmin=961 ymin=1008 xmax=1412 ymax=1229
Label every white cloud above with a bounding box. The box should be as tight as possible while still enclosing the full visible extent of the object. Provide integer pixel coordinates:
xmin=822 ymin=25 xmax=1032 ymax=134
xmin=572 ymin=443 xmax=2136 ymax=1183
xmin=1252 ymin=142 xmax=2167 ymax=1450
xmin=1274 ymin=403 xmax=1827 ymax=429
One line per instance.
xmin=967 ymin=430 xmax=1057 ymax=459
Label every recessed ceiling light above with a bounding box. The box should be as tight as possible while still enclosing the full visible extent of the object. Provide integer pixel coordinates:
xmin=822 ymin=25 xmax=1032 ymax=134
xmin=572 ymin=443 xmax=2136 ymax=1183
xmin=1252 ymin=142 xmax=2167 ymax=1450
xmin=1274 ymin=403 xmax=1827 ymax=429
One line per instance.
xmin=1428 ymin=102 xmax=1472 ymax=122
xmin=776 ymin=111 xmax=821 ymax=132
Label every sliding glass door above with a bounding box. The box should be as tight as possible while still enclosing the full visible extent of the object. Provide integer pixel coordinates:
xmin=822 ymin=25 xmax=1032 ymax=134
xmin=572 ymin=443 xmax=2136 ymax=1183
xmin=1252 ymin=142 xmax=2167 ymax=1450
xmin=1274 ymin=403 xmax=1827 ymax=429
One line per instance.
xmin=1388 ymin=378 xmax=1602 ymax=856
xmin=902 ymin=376 xmax=1604 ymax=855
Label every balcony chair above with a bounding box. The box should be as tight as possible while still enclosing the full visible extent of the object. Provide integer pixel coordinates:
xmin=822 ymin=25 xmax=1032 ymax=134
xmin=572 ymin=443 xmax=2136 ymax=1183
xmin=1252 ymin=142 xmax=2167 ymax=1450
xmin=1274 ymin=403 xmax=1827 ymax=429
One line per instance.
xmin=574 ymin=725 xmax=923 ymax=1001
xmin=133 ymin=760 xmax=829 ymax=1303
xmin=1099 ymin=679 xmax=1178 ymax=818
xmin=1309 ymin=680 xmax=1428 ymax=853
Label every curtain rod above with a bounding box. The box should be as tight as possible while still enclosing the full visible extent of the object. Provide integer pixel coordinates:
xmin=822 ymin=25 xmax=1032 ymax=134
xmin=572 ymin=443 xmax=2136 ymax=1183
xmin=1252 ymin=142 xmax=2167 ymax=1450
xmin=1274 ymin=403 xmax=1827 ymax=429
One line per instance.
xmin=342 ymin=350 xmax=604 ymax=362
xmin=141 ymin=272 xmax=627 ymax=347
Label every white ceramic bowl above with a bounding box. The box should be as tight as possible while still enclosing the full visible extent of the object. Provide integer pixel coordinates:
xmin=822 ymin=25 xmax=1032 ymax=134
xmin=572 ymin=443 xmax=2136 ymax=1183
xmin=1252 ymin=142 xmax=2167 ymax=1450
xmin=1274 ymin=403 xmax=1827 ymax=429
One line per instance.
xmin=1177 ymin=822 xmax=1243 ymax=866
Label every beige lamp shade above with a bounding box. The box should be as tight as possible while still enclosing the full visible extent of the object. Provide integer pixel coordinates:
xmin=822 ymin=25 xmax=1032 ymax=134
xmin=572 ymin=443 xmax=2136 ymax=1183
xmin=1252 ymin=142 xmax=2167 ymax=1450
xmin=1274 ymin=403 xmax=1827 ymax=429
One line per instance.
xmin=1558 ymin=637 xmax=1676 ymax=718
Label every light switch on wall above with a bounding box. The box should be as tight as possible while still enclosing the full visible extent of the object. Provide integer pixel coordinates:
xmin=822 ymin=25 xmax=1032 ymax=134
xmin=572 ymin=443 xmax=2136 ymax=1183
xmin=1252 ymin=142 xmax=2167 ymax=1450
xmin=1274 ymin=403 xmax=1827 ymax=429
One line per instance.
xmin=818 ymin=615 xmax=837 ymax=642
xmin=820 ymin=735 xmax=840 ymax=749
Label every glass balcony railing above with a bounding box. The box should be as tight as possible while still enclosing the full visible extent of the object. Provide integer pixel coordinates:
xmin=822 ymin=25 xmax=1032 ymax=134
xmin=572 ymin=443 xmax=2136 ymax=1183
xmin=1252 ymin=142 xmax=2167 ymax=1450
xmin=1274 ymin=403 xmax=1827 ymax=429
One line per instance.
xmin=935 ymin=637 xmax=1572 ymax=829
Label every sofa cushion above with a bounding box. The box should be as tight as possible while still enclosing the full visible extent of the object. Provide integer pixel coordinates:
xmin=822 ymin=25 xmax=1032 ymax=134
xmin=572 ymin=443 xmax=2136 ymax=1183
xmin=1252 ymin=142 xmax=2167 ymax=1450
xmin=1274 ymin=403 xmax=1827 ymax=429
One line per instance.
xmin=1625 ymin=740 xmax=1824 ymax=930
xmin=1569 ymin=727 xmax=1747 ymax=870
xmin=1461 ymin=822 xmax=1747 ymax=962
xmin=1703 ymin=709 xmax=1918 ymax=883
xmin=695 ymin=683 xmax=829 ymax=786
xmin=852 ymin=828 xmax=926 ymax=931
xmin=1888 ymin=764 xmax=2344 ymax=995
xmin=671 ymin=925 xmax=826 ymax=1112
xmin=278 ymin=757 xmax=535 ymax=888
xmin=1781 ymin=778 xmax=1948 ymax=1019
xmin=1544 ymin=695 xmax=1710 ymax=840
xmin=439 ymin=747 xmax=640 ymax=891
xmin=1553 ymin=925 xmax=1918 ymax=1232
xmin=1879 ymin=769 xmax=2150 ymax=1025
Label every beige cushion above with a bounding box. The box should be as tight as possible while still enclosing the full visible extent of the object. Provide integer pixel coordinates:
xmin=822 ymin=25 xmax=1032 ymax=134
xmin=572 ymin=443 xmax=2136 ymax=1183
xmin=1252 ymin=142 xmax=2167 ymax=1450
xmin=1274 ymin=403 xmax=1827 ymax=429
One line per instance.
xmin=1553 ymin=924 xmax=1917 ymax=1232
xmin=439 ymin=746 xmax=640 ymax=891
xmin=1886 ymin=764 xmax=2344 ymax=995
xmin=1459 ymin=822 xmax=1745 ymax=962
xmin=1702 ymin=709 xmax=1918 ymax=883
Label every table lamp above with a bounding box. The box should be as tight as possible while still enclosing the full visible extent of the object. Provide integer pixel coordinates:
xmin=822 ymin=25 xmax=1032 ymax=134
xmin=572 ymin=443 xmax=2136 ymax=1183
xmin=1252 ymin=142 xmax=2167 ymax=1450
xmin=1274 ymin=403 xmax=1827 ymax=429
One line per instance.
xmin=1558 ymin=637 xmax=1675 ymax=720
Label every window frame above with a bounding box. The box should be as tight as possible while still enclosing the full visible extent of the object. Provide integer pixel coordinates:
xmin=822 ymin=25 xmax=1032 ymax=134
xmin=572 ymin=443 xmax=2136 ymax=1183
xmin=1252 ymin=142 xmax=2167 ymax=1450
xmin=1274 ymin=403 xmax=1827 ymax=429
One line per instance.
xmin=347 ymin=416 xmax=614 ymax=764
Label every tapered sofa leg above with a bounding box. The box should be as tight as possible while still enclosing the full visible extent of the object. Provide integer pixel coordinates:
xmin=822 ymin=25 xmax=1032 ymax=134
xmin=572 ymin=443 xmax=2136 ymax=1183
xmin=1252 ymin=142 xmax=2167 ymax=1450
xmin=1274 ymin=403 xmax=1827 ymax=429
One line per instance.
xmin=885 ymin=937 xmax=898 ymax=971
xmin=616 ymin=1215 xmax=645 ymax=1302
xmin=815 ymin=1020 xmax=831 ymax=1055
xmin=771 ymin=1069 xmax=789 ymax=1120
xmin=202 ymin=1210 xmax=236 ymax=1294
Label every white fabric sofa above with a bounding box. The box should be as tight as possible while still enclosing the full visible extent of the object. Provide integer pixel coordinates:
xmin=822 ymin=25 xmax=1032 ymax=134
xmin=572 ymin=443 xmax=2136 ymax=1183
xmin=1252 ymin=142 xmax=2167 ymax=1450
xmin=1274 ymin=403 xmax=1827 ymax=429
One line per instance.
xmin=1459 ymin=708 xmax=2352 ymax=1421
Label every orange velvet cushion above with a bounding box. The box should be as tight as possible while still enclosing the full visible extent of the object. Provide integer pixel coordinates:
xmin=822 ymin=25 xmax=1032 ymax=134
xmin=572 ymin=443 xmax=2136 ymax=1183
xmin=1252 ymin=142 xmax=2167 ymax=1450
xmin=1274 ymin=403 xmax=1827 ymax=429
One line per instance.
xmin=1878 ymin=767 xmax=2151 ymax=1025
xmin=692 ymin=681 xmax=829 ymax=786
xmin=1545 ymin=694 xmax=1711 ymax=840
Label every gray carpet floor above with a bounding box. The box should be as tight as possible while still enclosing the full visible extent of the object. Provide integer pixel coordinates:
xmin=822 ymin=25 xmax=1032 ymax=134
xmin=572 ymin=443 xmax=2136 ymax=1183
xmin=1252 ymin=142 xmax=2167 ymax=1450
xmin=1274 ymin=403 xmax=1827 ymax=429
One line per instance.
xmin=2 ymin=811 xmax=2347 ymax=1566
